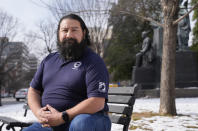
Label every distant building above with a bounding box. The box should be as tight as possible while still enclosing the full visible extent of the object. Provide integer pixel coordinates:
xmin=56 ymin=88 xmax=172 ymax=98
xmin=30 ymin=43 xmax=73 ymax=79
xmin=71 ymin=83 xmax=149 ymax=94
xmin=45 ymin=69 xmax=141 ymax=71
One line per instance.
xmin=28 ymin=53 xmax=38 ymax=72
xmin=2 ymin=41 xmax=29 ymax=74
xmin=0 ymin=37 xmax=31 ymax=92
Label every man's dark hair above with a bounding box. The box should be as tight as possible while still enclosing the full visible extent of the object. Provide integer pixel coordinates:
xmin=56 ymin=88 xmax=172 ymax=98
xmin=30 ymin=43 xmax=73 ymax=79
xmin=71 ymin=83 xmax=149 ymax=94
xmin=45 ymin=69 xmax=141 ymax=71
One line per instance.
xmin=57 ymin=14 xmax=91 ymax=46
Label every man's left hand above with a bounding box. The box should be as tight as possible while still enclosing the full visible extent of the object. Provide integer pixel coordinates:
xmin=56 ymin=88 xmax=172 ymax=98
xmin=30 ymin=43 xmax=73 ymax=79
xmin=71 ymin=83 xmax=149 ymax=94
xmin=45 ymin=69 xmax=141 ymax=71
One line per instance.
xmin=43 ymin=104 xmax=65 ymax=127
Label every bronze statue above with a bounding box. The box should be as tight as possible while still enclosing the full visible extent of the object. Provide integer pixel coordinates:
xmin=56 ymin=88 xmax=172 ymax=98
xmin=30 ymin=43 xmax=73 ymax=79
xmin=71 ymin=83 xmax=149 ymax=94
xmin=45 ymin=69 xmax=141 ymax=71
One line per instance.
xmin=177 ymin=0 xmax=191 ymax=51
xmin=135 ymin=31 xmax=154 ymax=67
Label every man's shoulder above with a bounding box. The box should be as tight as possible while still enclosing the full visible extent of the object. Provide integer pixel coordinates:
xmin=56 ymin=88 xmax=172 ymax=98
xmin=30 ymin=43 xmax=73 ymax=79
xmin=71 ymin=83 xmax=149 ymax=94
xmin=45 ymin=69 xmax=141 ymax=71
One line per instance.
xmin=83 ymin=48 xmax=103 ymax=63
xmin=44 ymin=52 xmax=60 ymax=62
xmin=82 ymin=48 xmax=106 ymax=71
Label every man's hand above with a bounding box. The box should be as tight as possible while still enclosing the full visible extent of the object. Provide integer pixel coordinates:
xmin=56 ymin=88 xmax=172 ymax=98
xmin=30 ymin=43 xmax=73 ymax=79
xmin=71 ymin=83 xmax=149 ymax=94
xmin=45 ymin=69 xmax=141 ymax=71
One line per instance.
xmin=43 ymin=104 xmax=65 ymax=127
xmin=36 ymin=106 xmax=51 ymax=125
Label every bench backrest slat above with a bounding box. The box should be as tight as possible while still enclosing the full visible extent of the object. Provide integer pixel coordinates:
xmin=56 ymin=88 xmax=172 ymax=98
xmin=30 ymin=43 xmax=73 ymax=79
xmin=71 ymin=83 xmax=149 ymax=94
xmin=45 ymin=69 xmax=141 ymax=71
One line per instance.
xmin=108 ymin=95 xmax=135 ymax=105
xmin=108 ymin=87 xmax=136 ymax=95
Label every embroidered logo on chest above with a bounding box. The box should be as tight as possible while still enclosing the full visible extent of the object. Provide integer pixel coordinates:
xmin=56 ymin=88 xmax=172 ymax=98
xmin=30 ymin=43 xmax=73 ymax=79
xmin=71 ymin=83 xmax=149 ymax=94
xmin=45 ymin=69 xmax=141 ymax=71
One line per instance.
xmin=72 ymin=62 xmax=82 ymax=70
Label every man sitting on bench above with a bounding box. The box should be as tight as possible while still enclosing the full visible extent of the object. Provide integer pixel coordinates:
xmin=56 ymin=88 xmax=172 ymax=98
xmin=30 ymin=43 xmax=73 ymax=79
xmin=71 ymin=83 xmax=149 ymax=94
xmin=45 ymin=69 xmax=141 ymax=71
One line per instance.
xmin=23 ymin=14 xmax=111 ymax=131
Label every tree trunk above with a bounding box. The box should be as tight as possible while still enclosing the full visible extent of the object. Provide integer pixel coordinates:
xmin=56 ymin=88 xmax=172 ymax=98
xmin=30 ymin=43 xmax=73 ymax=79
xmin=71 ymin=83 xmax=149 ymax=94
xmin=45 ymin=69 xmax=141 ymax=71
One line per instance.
xmin=0 ymin=78 xmax=2 ymax=106
xmin=159 ymin=0 xmax=179 ymax=115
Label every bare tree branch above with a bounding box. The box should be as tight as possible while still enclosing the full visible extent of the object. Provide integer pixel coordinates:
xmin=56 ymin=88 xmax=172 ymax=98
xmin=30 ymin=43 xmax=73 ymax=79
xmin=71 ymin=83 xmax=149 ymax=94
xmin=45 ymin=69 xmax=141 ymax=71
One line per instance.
xmin=173 ymin=2 xmax=198 ymax=25
xmin=119 ymin=10 xmax=164 ymax=27
xmin=56 ymin=9 xmax=110 ymax=14
xmin=26 ymin=19 xmax=56 ymax=55
xmin=0 ymin=10 xmax=19 ymax=40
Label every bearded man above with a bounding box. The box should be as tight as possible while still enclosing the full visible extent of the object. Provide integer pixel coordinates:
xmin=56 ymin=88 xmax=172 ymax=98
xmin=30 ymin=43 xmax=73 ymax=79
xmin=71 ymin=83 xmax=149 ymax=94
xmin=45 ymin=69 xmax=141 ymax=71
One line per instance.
xmin=23 ymin=14 xmax=111 ymax=131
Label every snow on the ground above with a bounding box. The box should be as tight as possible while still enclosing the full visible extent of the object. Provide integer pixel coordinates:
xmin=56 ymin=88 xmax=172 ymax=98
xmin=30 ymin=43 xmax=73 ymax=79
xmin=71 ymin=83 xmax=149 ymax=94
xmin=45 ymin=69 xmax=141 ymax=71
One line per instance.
xmin=128 ymin=98 xmax=198 ymax=131
xmin=0 ymin=98 xmax=198 ymax=131
xmin=112 ymin=97 xmax=198 ymax=131
xmin=0 ymin=103 xmax=37 ymax=122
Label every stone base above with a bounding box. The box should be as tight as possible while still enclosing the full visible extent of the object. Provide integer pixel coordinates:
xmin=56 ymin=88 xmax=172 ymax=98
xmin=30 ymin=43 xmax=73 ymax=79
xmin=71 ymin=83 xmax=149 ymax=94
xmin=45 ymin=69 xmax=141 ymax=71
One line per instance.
xmin=132 ymin=51 xmax=198 ymax=89
xmin=175 ymin=51 xmax=198 ymax=87
xmin=132 ymin=66 xmax=157 ymax=89
xmin=136 ymin=88 xmax=198 ymax=98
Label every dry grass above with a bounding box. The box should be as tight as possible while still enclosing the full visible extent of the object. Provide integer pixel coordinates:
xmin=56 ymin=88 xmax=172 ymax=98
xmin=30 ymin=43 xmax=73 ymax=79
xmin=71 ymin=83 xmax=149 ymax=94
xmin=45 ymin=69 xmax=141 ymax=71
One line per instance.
xmin=129 ymin=124 xmax=152 ymax=130
xmin=132 ymin=112 xmax=190 ymax=121
xmin=129 ymin=112 xmax=160 ymax=130
xmin=184 ymin=126 xmax=198 ymax=129
xmin=132 ymin=111 xmax=160 ymax=121
xmin=129 ymin=112 xmax=198 ymax=130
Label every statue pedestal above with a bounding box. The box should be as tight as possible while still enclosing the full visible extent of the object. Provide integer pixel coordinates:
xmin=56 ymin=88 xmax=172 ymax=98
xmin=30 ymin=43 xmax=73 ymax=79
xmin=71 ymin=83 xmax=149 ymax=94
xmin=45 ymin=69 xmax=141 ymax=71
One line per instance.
xmin=176 ymin=51 xmax=198 ymax=87
xmin=132 ymin=51 xmax=198 ymax=89
xmin=132 ymin=66 xmax=157 ymax=89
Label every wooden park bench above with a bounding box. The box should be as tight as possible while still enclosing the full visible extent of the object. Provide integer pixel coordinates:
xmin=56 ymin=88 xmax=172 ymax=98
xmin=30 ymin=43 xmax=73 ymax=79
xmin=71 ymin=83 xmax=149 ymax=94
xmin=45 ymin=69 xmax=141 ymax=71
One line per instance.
xmin=108 ymin=84 xmax=139 ymax=131
xmin=0 ymin=84 xmax=139 ymax=131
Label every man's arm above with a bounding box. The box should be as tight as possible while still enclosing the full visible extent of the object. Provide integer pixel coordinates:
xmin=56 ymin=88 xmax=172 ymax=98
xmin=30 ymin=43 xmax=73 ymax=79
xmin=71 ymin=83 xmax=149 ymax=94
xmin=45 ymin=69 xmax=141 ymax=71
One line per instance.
xmin=66 ymin=97 xmax=105 ymax=119
xmin=28 ymin=87 xmax=42 ymax=115
xmin=28 ymin=87 xmax=50 ymax=124
xmin=45 ymin=97 xmax=105 ymax=126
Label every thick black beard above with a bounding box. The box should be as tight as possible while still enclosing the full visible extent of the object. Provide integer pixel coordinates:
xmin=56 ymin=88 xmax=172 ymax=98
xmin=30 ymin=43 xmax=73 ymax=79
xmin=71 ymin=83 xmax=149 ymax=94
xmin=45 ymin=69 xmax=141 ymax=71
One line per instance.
xmin=57 ymin=38 xmax=86 ymax=61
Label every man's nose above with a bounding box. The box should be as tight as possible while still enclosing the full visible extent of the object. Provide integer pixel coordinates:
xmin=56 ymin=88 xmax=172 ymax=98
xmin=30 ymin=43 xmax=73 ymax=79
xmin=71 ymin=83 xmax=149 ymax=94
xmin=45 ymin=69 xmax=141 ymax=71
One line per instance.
xmin=66 ymin=30 xmax=73 ymax=38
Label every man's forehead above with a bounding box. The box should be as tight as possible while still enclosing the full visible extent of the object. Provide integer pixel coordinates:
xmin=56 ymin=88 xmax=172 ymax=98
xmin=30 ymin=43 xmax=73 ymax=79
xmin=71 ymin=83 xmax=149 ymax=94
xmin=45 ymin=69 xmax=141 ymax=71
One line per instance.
xmin=60 ymin=18 xmax=81 ymax=29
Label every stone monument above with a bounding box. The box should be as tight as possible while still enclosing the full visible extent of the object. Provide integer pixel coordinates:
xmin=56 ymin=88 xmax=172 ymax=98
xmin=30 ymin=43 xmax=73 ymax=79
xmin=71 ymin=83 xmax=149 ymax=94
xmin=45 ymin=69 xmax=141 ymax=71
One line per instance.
xmin=132 ymin=3 xmax=198 ymax=88
xmin=132 ymin=30 xmax=157 ymax=89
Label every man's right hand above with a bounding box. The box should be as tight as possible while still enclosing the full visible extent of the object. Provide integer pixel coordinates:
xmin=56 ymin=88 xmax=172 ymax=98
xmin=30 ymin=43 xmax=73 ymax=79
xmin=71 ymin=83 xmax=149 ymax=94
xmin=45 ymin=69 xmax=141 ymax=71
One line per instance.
xmin=36 ymin=106 xmax=51 ymax=124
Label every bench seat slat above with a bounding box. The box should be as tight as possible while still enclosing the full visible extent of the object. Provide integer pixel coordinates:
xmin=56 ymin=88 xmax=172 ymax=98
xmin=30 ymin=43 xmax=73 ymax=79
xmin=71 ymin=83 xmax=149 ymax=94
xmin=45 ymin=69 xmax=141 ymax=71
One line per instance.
xmin=109 ymin=114 xmax=131 ymax=125
xmin=108 ymin=105 xmax=133 ymax=116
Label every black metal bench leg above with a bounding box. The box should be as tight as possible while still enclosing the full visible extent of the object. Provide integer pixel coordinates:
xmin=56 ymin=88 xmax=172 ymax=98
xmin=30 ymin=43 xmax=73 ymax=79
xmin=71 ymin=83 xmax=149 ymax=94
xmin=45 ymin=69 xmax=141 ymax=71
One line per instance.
xmin=0 ymin=123 xmax=5 ymax=131
xmin=10 ymin=127 xmax=15 ymax=131
xmin=20 ymin=127 xmax=24 ymax=131
xmin=6 ymin=125 xmax=15 ymax=131
xmin=123 ymin=125 xmax=129 ymax=131
xmin=24 ymin=109 xmax=27 ymax=117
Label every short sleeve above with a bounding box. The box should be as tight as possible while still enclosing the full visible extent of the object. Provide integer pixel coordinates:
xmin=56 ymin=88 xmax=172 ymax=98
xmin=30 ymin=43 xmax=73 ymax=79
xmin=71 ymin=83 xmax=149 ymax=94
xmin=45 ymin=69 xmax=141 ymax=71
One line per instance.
xmin=85 ymin=58 xmax=109 ymax=98
xmin=30 ymin=59 xmax=45 ymax=92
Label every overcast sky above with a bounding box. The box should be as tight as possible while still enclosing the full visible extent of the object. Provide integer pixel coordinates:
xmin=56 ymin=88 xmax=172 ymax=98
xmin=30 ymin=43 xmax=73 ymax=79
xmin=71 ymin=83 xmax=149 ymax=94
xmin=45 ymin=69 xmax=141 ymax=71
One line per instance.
xmin=0 ymin=0 xmax=53 ymax=40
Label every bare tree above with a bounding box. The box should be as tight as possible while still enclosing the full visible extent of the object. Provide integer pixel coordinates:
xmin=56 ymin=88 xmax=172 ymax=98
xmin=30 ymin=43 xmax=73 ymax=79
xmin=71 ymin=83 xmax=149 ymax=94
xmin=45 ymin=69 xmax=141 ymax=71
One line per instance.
xmin=159 ymin=0 xmax=198 ymax=115
xmin=0 ymin=9 xmax=19 ymax=106
xmin=23 ymin=32 xmax=46 ymax=62
xmin=0 ymin=9 xmax=19 ymax=70
xmin=159 ymin=0 xmax=179 ymax=115
xmin=0 ymin=10 xmax=18 ymax=40
xmin=26 ymin=20 xmax=57 ymax=55
xmin=32 ymin=0 xmax=113 ymax=58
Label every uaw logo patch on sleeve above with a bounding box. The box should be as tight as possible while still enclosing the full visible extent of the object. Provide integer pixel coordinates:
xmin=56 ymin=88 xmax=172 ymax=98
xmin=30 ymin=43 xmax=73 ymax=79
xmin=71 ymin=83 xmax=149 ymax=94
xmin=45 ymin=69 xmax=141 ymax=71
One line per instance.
xmin=98 ymin=82 xmax=106 ymax=93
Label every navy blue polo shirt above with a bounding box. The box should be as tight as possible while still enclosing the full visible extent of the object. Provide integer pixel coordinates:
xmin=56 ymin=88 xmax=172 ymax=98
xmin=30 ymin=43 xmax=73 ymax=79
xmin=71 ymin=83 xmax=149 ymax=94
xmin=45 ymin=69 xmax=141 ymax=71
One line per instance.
xmin=30 ymin=47 xmax=109 ymax=112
